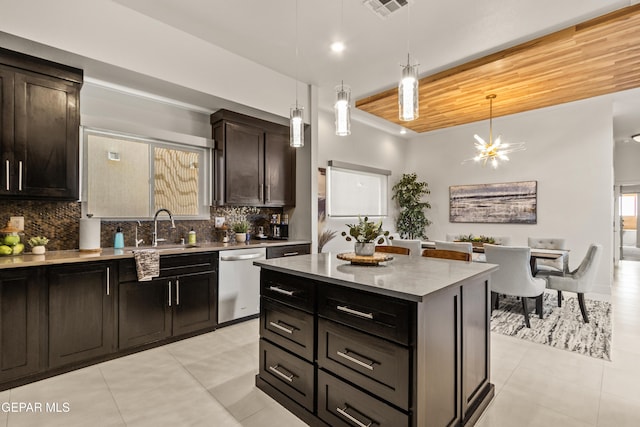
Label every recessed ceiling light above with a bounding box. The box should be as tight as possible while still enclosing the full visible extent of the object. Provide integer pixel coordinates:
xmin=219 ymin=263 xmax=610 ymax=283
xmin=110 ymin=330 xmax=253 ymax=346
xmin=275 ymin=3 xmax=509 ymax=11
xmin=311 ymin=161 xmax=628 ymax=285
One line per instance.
xmin=331 ymin=41 xmax=345 ymax=53
xmin=400 ymin=129 xmax=407 ymax=135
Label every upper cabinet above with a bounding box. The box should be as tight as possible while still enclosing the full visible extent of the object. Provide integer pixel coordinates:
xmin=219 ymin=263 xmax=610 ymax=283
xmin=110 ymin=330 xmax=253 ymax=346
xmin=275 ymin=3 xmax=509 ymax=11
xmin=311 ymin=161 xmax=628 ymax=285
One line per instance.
xmin=211 ymin=110 xmax=295 ymax=207
xmin=0 ymin=48 xmax=83 ymax=200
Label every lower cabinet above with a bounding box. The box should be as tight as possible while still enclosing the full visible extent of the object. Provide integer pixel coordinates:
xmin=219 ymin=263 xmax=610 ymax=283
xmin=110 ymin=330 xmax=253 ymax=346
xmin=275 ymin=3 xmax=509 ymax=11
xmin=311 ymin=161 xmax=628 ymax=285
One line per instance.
xmin=48 ymin=262 xmax=116 ymax=369
xmin=0 ymin=267 xmax=44 ymax=383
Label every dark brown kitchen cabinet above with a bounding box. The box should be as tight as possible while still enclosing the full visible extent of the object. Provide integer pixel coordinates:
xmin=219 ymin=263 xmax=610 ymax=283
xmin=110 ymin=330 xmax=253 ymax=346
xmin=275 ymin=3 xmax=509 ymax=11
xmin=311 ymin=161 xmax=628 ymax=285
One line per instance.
xmin=211 ymin=109 xmax=295 ymax=207
xmin=0 ymin=267 xmax=44 ymax=383
xmin=47 ymin=262 xmax=116 ymax=369
xmin=0 ymin=47 xmax=82 ymax=200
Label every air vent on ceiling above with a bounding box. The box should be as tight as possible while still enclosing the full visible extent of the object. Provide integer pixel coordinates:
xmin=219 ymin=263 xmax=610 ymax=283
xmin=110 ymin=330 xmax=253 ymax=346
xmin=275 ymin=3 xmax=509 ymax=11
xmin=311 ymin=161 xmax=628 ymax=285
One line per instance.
xmin=362 ymin=0 xmax=409 ymax=19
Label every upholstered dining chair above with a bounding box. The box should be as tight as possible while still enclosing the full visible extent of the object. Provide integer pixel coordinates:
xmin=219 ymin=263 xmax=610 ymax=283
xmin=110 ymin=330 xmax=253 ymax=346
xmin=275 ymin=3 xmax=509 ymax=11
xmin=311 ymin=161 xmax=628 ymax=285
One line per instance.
xmin=422 ymin=248 xmax=471 ymax=262
xmin=528 ymin=237 xmax=569 ymax=274
xmin=434 ymin=240 xmax=473 ymax=254
xmin=536 ymin=244 xmax=602 ymax=323
xmin=484 ymin=244 xmax=546 ymax=328
xmin=392 ymin=239 xmax=422 ymax=257
xmin=375 ymin=245 xmax=410 ymax=255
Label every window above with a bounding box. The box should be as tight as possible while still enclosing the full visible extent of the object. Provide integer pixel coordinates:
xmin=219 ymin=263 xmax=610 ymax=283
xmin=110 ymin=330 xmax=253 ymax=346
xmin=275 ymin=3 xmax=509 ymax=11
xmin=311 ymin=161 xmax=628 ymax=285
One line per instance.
xmin=325 ymin=160 xmax=390 ymax=217
xmin=620 ymin=194 xmax=637 ymax=217
xmin=82 ymin=128 xmax=210 ymax=219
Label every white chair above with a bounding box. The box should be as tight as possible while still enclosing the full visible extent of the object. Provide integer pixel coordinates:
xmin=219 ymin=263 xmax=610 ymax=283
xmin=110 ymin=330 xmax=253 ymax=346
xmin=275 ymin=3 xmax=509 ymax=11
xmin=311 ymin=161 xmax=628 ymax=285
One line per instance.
xmin=484 ymin=244 xmax=546 ymax=328
xmin=435 ymin=240 xmax=473 ymax=254
xmin=537 ymin=244 xmax=602 ymax=323
xmin=528 ymin=237 xmax=569 ymax=274
xmin=391 ymin=239 xmax=422 ymax=257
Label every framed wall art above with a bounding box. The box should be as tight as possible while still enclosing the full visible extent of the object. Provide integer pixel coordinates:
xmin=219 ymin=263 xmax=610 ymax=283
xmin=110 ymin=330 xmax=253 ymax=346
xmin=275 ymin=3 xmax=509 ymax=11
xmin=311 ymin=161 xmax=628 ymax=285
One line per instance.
xmin=449 ymin=181 xmax=537 ymax=224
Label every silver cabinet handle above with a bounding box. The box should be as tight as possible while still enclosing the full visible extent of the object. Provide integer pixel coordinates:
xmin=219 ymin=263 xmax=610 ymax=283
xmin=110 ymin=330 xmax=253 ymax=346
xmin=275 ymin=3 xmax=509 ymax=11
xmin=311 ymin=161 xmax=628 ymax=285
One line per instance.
xmin=168 ymin=281 xmax=172 ymax=307
xmin=266 ymin=184 xmax=271 ymax=201
xmin=106 ymin=267 xmax=110 ymax=296
xmin=337 ymin=350 xmax=375 ymax=370
xmin=336 ymin=406 xmax=373 ymax=427
xmin=18 ymin=161 xmax=22 ymax=191
xmin=283 ymin=252 xmax=299 ymax=257
xmin=269 ymin=321 xmax=295 ymax=334
xmin=268 ymin=364 xmax=295 ymax=383
xmin=5 ymin=160 xmax=9 ymax=191
xmin=260 ymin=184 xmax=264 ymax=202
xmin=337 ymin=305 xmax=374 ymax=319
xmin=268 ymin=286 xmax=295 ymax=296
xmin=176 ymin=279 xmax=180 ymax=306
xmin=220 ymin=253 xmax=264 ymax=261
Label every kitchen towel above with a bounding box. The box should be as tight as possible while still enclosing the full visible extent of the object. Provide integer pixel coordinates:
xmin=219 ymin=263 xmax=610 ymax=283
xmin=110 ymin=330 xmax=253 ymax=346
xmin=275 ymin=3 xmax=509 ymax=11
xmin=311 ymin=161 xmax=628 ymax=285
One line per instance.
xmin=133 ymin=249 xmax=160 ymax=281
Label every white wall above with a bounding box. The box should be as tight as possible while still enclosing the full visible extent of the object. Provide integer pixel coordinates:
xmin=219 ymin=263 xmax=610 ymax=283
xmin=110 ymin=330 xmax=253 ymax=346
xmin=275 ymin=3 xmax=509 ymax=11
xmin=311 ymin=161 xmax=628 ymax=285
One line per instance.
xmin=316 ymin=109 xmax=408 ymax=254
xmin=405 ymin=97 xmax=614 ymax=294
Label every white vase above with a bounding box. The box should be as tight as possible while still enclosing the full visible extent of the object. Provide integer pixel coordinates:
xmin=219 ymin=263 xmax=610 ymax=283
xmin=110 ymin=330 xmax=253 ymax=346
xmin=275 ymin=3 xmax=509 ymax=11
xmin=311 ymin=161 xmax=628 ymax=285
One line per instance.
xmin=32 ymin=246 xmax=46 ymax=255
xmin=354 ymin=242 xmax=375 ymax=256
xmin=235 ymin=233 xmax=247 ymax=243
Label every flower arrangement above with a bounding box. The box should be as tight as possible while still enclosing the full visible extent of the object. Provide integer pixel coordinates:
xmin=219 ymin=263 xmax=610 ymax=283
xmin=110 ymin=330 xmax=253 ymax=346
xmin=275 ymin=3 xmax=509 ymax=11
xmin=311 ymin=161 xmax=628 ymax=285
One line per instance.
xmin=341 ymin=216 xmax=390 ymax=244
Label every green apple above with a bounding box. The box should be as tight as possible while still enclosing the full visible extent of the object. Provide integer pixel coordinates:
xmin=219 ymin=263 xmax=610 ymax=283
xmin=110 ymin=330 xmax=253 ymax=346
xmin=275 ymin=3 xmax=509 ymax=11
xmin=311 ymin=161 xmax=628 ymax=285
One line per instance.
xmin=12 ymin=243 xmax=24 ymax=255
xmin=0 ymin=245 xmax=13 ymax=255
xmin=3 ymin=234 xmax=20 ymax=246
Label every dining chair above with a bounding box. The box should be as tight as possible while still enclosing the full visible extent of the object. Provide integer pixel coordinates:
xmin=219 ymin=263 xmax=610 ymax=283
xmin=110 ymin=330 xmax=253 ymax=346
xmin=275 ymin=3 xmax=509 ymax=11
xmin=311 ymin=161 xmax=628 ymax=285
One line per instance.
xmin=536 ymin=244 xmax=602 ymax=323
xmin=392 ymin=239 xmax=422 ymax=257
xmin=484 ymin=244 xmax=546 ymax=328
xmin=527 ymin=237 xmax=569 ymax=274
xmin=375 ymin=245 xmax=410 ymax=255
xmin=434 ymin=240 xmax=473 ymax=254
xmin=422 ymin=248 xmax=471 ymax=262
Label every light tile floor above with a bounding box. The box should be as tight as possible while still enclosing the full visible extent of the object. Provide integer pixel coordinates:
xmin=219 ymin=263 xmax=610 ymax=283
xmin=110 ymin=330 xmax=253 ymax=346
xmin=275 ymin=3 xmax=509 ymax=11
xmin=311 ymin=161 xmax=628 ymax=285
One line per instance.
xmin=2 ymin=261 xmax=639 ymax=426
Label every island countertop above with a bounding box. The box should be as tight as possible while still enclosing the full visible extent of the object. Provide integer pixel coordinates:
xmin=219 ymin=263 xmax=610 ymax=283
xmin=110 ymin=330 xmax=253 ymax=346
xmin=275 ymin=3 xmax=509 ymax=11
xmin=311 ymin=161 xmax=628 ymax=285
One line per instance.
xmin=254 ymin=252 xmax=498 ymax=302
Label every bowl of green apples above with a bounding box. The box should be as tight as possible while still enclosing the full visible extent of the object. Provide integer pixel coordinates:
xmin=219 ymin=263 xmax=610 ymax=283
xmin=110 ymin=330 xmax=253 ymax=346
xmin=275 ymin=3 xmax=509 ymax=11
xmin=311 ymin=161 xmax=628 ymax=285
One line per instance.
xmin=0 ymin=222 xmax=24 ymax=256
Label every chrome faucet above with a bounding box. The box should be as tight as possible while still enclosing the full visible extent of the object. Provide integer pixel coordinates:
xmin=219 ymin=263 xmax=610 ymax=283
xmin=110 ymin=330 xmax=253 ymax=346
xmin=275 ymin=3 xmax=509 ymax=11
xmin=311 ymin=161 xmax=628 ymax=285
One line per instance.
xmin=152 ymin=209 xmax=176 ymax=247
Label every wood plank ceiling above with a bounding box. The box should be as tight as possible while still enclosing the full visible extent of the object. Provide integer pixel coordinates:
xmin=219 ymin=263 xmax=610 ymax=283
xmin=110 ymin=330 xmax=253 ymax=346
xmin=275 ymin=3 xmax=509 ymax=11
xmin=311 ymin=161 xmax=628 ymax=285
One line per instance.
xmin=355 ymin=4 xmax=640 ymax=133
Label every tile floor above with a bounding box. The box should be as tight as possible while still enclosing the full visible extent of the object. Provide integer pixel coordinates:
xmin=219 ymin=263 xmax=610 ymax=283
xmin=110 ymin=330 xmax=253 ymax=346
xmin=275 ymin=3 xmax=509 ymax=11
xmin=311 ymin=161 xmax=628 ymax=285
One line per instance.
xmin=1 ymin=261 xmax=639 ymax=426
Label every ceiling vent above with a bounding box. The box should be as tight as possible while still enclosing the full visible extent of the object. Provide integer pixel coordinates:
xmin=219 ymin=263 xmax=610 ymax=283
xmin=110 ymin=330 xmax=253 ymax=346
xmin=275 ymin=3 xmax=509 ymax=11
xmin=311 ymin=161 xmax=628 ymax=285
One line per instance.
xmin=362 ymin=0 xmax=409 ymax=19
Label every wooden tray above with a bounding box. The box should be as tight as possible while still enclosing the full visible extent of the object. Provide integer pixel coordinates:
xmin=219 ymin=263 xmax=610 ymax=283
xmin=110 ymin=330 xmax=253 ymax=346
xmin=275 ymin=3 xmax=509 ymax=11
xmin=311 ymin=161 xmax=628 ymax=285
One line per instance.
xmin=336 ymin=252 xmax=393 ymax=265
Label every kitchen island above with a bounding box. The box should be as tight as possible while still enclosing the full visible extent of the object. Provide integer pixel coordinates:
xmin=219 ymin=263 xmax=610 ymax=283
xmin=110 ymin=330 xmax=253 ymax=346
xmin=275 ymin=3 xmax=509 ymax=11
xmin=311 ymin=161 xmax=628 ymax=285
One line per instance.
xmin=254 ymin=252 xmax=498 ymax=427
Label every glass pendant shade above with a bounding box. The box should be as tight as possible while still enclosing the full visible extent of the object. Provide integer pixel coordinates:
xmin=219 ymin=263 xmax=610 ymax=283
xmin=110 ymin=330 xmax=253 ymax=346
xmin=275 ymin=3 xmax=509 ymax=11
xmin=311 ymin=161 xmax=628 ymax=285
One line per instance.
xmin=399 ymin=61 xmax=419 ymax=121
xmin=290 ymin=106 xmax=304 ymax=148
xmin=335 ymin=84 xmax=351 ymax=136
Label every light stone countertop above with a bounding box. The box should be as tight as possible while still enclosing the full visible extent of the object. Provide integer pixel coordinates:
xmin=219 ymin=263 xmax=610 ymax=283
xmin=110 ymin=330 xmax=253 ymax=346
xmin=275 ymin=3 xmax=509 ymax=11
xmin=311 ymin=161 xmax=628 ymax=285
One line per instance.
xmin=0 ymin=240 xmax=311 ymax=269
xmin=254 ymin=252 xmax=498 ymax=302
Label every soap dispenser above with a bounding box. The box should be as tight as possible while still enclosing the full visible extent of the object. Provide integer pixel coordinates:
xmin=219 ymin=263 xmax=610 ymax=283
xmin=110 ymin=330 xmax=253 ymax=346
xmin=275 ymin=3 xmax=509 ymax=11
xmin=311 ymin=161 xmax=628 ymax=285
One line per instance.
xmin=114 ymin=227 xmax=124 ymax=249
xmin=188 ymin=227 xmax=196 ymax=245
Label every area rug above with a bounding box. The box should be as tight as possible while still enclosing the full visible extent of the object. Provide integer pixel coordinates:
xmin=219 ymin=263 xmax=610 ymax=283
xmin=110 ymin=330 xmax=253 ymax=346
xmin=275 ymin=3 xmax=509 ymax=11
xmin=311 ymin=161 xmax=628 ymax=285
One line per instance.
xmin=490 ymin=292 xmax=612 ymax=361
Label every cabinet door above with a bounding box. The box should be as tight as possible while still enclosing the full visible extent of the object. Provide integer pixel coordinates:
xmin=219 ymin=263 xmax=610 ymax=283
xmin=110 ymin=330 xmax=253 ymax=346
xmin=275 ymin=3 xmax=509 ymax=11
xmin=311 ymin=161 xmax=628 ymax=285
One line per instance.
xmin=13 ymin=71 xmax=79 ymax=199
xmin=264 ymin=130 xmax=295 ymax=206
xmin=118 ymin=278 xmax=172 ymax=349
xmin=0 ymin=66 xmax=14 ymax=195
xmin=48 ymin=263 xmax=115 ymax=368
xmin=0 ymin=268 xmax=43 ymax=383
xmin=225 ymin=121 xmax=264 ymax=205
xmin=172 ymin=271 xmax=217 ymax=336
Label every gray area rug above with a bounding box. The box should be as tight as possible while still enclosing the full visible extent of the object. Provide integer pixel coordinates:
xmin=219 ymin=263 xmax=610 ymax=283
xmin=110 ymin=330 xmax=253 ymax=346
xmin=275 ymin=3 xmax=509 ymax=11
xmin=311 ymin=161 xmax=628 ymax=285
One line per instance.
xmin=490 ymin=292 xmax=612 ymax=361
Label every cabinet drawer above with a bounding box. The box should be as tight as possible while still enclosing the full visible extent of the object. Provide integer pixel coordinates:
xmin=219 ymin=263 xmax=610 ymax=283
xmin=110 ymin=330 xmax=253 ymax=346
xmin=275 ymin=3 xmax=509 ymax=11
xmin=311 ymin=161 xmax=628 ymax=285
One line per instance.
xmin=119 ymin=252 xmax=216 ymax=282
xmin=259 ymin=339 xmax=314 ymax=412
xmin=317 ymin=369 xmax=409 ymax=427
xmin=266 ymin=244 xmax=310 ymax=259
xmin=319 ymin=285 xmax=414 ymax=346
xmin=317 ymin=318 xmax=410 ymax=410
xmin=260 ymin=270 xmax=315 ymax=313
xmin=261 ymin=298 xmax=314 ymax=362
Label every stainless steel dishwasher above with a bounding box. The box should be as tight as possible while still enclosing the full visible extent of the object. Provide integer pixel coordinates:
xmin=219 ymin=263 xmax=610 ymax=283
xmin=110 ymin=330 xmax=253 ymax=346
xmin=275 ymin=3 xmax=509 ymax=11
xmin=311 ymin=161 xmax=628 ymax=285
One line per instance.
xmin=218 ymin=247 xmax=266 ymax=324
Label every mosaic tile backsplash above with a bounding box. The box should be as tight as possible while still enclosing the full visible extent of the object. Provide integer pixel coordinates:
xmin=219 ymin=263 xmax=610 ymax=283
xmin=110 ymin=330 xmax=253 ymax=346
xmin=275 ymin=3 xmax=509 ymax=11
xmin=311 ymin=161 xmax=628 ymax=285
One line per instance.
xmin=0 ymin=201 xmax=284 ymax=251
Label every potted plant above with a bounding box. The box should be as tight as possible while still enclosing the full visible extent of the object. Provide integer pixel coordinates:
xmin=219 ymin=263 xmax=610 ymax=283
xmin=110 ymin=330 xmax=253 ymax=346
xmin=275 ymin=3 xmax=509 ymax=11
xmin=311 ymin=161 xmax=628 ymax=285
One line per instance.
xmin=392 ymin=173 xmax=432 ymax=240
xmin=28 ymin=236 xmax=49 ymax=254
xmin=232 ymin=221 xmax=250 ymax=243
xmin=455 ymin=234 xmax=495 ymax=247
xmin=341 ymin=216 xmax=390 ymax=256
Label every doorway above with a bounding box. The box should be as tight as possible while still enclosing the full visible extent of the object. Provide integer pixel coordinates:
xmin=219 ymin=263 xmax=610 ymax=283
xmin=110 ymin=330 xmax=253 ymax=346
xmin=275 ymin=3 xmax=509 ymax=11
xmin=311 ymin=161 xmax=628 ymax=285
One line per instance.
xmin=620 ymin=192 xmax=640 ymax=261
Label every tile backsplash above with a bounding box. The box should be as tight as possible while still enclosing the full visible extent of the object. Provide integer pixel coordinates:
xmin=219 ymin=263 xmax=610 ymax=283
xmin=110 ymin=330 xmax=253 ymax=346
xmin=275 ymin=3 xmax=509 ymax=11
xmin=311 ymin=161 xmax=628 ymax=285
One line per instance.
xmin=0 ymin=201 xmax=284 ymax=251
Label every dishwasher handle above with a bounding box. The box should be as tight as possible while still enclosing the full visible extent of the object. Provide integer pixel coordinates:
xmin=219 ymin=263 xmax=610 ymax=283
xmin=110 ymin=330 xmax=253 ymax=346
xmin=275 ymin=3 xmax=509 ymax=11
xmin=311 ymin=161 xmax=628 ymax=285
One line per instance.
xmin=220 ymin=253 xmax=265 ymax=262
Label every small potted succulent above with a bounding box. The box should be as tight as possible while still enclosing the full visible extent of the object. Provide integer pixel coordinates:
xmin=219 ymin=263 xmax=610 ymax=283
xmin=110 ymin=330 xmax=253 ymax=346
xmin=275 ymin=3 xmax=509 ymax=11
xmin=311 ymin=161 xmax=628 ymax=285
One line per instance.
xmin=28 ymin=236 xmax=49 ymax=254
xmin=342 ymin=216 xmax=390 ymax=256
xmin=232 ymin=221 xmax=250 ymax=243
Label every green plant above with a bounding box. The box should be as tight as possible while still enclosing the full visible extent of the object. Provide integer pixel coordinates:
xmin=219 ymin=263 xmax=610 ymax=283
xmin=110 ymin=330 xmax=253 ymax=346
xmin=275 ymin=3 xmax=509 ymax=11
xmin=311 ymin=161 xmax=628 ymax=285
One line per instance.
xmin=456 ymin=234 xmax=495 ymax=244
xmin=392 ymin=173 xmax=432 ymax=240
xmin=27 ymin=236 xmax=49 ymax=247
xmin=341 ymin=216 xmax=389 ymax=244
xmin=232 ymin=221 xmax=250 ymax=233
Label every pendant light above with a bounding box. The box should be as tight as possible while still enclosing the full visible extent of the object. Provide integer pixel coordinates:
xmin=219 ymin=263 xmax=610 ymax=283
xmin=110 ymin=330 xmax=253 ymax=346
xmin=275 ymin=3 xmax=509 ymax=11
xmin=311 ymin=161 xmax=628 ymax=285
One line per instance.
xmin=334 ymin=0 xmax=351 ymax=136
xmin=399 ymin=1 xmax=418 ymax=121
xmin=290 ymin=0 xmax=304 ymax=148
xmin=466 ymin=94 xmax=525 ymax=168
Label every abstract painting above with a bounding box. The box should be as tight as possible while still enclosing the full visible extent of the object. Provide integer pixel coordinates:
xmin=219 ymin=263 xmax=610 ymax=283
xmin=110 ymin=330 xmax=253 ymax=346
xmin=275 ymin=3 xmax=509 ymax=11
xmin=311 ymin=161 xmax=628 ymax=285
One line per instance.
xmin=450 ymin=181 xmax=537 ymax=223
